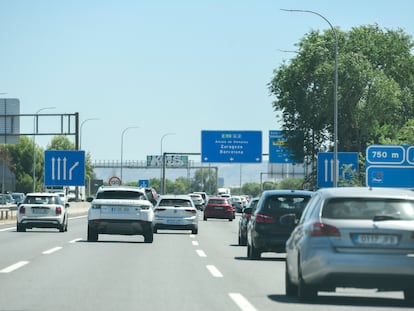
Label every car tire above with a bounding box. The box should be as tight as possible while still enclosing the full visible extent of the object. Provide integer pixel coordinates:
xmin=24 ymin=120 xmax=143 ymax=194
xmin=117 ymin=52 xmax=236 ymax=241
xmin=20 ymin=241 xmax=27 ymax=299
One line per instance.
xmin=16 ymin=222 xmax=26 ymax=232
xmin=298 ymin=265 xmax=317 ymax=301
xmin=203 ymin=215 xmax=207 ymax=221
xmin=229 ymin=217 xmax=233 ymax=222
xmin=404 ymin=288 xmax=414 ymax=304
xmin=192 ymin=227 xmax=198 ymax=234
xmin=238 ymin=232 xmax=247 ymax=246
xmin=285 ymin=261 xmax=298 ymax=296
xmin=59 ymin=216 xmax=68 ymax=232
xmin=87 ymin=225 xmax=98 ymax=242
xmin=144 ymin=231 xmax=154 ymax=243
xmin=153 ymin=227 xmax=158 ymax=233
xmin=247 ymin=241 xmax=260 ymax=260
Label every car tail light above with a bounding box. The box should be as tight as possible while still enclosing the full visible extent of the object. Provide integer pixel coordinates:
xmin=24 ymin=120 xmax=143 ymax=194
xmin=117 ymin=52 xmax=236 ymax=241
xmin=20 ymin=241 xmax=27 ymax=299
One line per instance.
xmin=19 ymin=206 xmax=25 ymax=214
xmin=255 ymin=213 xmax=276 ymax=223
xmin=56 ymin=206 xmax=62 ymax=215
xmin=309 ymin=222 xmax=340 ymax=237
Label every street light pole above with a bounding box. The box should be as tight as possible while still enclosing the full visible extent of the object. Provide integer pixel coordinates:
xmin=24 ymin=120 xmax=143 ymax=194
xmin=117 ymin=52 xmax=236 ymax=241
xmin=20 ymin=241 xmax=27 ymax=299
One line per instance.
xmin=32 ymin=106 xmax=56 ymax=192
xmin=281 ymin=9 xmax=339 ymax=187
xmin=120 ymin=126 xmax=139 ymax=184
xmin=80 ymin=118 xmax=99 ymax=150
xmin=160 ymin=133 xmax=175 ymax=194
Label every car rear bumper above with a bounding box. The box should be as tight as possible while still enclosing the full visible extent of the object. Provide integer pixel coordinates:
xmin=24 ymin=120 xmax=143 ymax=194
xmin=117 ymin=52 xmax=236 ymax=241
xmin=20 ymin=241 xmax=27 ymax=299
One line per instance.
xmin=88 ymin=219 xmax=153 ymax=235
xmin=18 ymin=216 xmax=64 ymax=228
xmin=204 ymin=211 xmax=234 ymax=219
xmin=252 ymin=232 xmax=290 ymax=252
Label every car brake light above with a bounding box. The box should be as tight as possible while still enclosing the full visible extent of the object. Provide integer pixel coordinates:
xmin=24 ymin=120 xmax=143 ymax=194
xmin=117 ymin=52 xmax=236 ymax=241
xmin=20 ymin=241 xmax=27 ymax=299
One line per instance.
xmin=309 ymin=222 xmax=340 ymax=237
xmin=56 ymin=206 xmax=62 ymax=215
xmin=255 ymin=213 xmax=276 ymax=223
xmin=19 ymin=206 xmax=25 ymax=214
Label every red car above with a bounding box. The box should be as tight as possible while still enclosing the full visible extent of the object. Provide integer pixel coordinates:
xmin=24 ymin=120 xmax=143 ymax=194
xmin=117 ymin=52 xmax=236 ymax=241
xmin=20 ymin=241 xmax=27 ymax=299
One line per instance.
xmin=203 ymin=197 xmax=235 ymax=221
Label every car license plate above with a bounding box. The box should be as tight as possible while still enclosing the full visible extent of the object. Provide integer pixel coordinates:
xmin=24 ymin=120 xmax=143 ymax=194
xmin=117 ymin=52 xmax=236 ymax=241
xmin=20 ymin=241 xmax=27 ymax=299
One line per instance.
xmin=214 ymin=206 xmax=223 ymax=210
xmin=103 ymin=207 xmax=131 ymax=214
xmin=32 ymin=208 xmax=48 ymax=214
xmin=353 ymin=234 xmax=399 ymax=245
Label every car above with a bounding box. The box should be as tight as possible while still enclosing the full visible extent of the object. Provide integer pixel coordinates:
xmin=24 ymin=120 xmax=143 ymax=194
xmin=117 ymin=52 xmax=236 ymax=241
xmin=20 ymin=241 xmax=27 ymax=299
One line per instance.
xmin=11 ymin=192 xmax=25 ymax=205
xmin=140 ymin=187 xmax=158 ymax=205
xmin=238 ymin=197 xmax=259 ymax=246
xmin=203 ymin=196 xmax=235 ymax=221
xmin=193 ymin=191 xmax=208 ymax=205
xmin=231 ymin=196 xmax=244 ymax=213
xmin=17 ymin=192 xmax=69 ymax=232
xmin=188 ymin=193 xmax=205 ymax=210
xmin=247 ymin=189 xmax=313 ymax=259
xmin=285 ymin=187 xmax=414 ymax=303
xmin=87 ymin=186 xmax=154 ymax=243
xmin=153 ymin=195 xmax=198 ymax=234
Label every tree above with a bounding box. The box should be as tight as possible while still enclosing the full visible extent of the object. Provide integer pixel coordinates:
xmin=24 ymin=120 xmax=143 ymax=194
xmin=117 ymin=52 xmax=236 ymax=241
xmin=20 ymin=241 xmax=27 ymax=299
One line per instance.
xmin=269 ymin=25 xmax=414 ymax=182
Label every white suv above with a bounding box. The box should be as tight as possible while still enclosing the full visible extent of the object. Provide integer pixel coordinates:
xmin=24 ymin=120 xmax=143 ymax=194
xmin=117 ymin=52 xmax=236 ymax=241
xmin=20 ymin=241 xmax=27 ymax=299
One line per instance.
xmin=87 ymin=186 xmax=154 ymax=243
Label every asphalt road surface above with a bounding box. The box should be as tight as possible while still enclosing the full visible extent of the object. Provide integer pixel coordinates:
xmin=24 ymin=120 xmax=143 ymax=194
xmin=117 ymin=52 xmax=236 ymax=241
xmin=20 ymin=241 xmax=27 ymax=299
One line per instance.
xmin=0 ymin=205 xmax=409 ymax=311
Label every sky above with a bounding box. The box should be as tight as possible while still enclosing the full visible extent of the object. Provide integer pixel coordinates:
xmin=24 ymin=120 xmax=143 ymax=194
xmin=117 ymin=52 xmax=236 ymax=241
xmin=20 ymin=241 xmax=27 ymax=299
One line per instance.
xmin=1 ymin=0 xmax=414 ymax=167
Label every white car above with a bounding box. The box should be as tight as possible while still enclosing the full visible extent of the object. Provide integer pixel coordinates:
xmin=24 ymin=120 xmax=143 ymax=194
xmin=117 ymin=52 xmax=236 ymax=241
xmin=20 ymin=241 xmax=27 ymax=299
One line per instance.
xmin=153 ymin=195 xmax=198 ymax=234
xmin=17 ymin=192 xmax=69 ymax=232
xmin=188 ymin=193 xmax=205 ymax=210
xmin=87 ymin=186 xmax=154 ymax=243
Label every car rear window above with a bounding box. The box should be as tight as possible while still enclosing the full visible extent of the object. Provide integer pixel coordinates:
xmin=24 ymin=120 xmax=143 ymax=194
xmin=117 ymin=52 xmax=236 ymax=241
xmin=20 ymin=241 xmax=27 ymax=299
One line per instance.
xmin=159 ymin=199 xmax=192 ymax=207
xmin=25 ymin=196 xmax=60 ymax=204
xmin=264 ymin=195 xmax=310 ymax=213
xmin=322 ymin=198 xmax=414 ymax=220
xmin=97 ymin=190 xmax=146 ymax=200
xmin=208 ymin=199 xmax=229 ymax=205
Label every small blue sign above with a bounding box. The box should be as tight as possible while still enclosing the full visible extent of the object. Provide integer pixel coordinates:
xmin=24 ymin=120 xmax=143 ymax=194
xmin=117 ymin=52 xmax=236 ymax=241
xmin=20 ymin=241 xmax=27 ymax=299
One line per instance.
xmin=44 ymin=150 xmax=85 ymax=186
xmin=269 ymin=130 xmax=296 ymax=164
xmin=317 ymin=152 xmax=359 ymax=188
xmin=366 ymin=145 xmax=405 ymax=165
xmin=138 ymin=179 xmax=149 ymax=188
xmin=201 ymin=130 xmax=262 ymax=163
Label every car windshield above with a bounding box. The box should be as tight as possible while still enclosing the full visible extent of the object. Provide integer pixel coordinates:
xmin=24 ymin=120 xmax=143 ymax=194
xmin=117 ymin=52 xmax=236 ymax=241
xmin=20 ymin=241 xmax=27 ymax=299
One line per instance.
xmin=96 ymin=190 xmax=146 ymax=200
xmin=159 ymin=199 xmax=192 ymax=207
xmin=322 ymin=198 xmax=414 ymax=220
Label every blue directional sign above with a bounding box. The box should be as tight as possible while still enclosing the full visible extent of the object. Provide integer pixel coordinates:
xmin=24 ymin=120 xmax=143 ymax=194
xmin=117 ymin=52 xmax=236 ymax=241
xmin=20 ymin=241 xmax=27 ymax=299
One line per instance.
xmin=201 ymin=130 xmax=262 ymax=163
xmin=366 ymin=144 xmax=414 ymax=187
xmin=138 ymin=179 xmax=149 ymax=188
xmin=269 ymin=130 xmax=296 ymax=164
xmin=44 ymin=150 xmax=85 ymax=186
xmin=317 ymin=152 xmax=359 ymax=188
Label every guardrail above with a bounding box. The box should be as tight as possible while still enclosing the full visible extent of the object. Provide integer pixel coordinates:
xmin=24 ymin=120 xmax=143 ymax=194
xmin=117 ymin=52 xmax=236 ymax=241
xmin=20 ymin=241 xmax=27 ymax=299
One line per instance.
xmin=0 ymin=204 xmax=17 ymax=220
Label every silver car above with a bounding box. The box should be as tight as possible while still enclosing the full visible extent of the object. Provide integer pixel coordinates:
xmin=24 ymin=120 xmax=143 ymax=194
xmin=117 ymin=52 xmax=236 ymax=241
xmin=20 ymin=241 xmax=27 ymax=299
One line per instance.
xmin=285 ymin=187 xmax=414 ymax=303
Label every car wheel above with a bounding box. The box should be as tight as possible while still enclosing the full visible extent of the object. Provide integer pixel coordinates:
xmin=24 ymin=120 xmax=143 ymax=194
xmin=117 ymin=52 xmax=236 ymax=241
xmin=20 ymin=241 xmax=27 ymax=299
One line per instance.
xmin=153 ymin=227 xmax=158 ymax=233
xmin=203 ymin=215 xmax=207 ymax=221
xmin=16 ymin=222 xmax=26 ymax=232
xmin=247 ymin=241 xmax=260 ymax=260
xmin=229 ymin=217 xmax=233 ymax=222
xmin=87 ymin=225 xmax=98 ymax=242
xmin=285 ymin=261 xmax=298 ymax=296
xmin=298 ymin=265 xmax=317 ymax=300
xmin=404 ymin=288 xmax=414 ymax=304
xmin=144 ymin=230 xmax=154 ymax=243
xmin=192 ymin=227 xmax=198 ymax=234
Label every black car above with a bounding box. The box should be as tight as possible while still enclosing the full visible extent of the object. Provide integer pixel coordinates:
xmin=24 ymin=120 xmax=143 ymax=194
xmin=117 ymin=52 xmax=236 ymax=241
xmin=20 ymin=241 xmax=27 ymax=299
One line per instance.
xmin=238 ymin=197 xmax=259 ymax=246
xmin=247 ymin=190 xmax=313 ymax=259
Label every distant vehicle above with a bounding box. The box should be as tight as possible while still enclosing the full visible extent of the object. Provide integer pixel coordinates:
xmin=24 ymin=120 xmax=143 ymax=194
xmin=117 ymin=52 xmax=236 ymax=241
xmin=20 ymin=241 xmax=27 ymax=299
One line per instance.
xmin=247 ymin=189 xmax=313 ymax=259
xmin=230 ymin=196 xmax=243 ymax=213
xmin=204 ymin=196 xmax=235 ymax=221
xmin=17 ymin=192 xmax=69 ymax=232
xmin=188 ymin=193 xmax=205 ymax=210
xmin=140 ymin=187 xmax=158 ymax=205
xmin=11 ymin=192 xmax=25 ymax=205
xmin=238 ymin=197 xmax=259 ymax=246
xmin=153 ymin=195 xmax=198 ymax=234
xmin=87 ymin=186 xmax=154 ymax=243
xmin=193 ymin=191 xmax=208 ymax=205
xmin=0 ymin=193 xmax=14 ymax=205
xmin=217 ymin=187 xmax=231 ymax=197
xmin=285 ymin=187 xmax=414 ymax=303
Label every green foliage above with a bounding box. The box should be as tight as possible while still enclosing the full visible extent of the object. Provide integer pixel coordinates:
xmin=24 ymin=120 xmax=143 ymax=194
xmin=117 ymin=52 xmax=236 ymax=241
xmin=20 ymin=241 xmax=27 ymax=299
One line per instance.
xmin=269 ymin=25 xmax=414 ymax=181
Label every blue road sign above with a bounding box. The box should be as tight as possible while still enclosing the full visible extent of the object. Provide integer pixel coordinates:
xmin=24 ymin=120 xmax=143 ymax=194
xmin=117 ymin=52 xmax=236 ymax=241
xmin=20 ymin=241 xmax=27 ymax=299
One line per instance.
xmin=201 ymin=130 xmax=262 ymax=163
xmin=44 ymin=150 xmax=85 ymax=186
xmin=317 ymin=152 xmax=359 ymax=188
xmin=268 ymin=130 xmax=296 ymax=164
xmin=366 ymin=144 xmax=414 ymax=187
xmin=138 ymin=179 xmax=149 ymax=187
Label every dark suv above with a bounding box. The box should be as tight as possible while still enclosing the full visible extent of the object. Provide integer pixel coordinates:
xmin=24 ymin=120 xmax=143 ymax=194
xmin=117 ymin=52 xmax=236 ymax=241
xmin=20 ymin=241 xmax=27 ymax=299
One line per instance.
xmin=247 ymin=189 xmax=313 ymax=259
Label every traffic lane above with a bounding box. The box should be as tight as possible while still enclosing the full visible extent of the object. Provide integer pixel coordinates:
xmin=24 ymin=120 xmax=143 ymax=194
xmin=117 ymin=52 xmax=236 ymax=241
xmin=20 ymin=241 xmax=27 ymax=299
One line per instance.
xmin=0 ymin=215 xmax=87 ymax=272
xmin=0 ymin=225 xmax=246 ymax=311
xmin=195 ymin=215 xmax=408 ymax=310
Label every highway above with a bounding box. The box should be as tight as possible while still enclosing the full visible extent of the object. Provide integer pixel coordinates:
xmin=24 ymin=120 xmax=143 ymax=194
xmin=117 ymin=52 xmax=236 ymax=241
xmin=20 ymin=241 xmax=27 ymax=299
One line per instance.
xmin=0 ymin=205 xmax=408 ymax=311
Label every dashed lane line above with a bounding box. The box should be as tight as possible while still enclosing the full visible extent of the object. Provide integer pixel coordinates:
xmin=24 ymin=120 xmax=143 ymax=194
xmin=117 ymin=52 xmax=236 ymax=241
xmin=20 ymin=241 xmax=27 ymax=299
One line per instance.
xmin=206 ymin=265 xmax=223 ymax=278
xmin=196 ymin=249 xmax=207 ymax=257
xmin=0 ymin=261 xmax=30 ymax=273
xmin=42 ymin=246 xmax=63 ymax=255
xmin=229 ymin=293 xmax=258 ymax=311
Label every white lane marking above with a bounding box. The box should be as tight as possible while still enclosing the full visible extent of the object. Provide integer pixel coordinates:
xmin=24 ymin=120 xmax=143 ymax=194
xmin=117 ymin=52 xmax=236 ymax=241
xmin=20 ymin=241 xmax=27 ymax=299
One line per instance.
xmin=229 ymin=293 xmax=258 ymax=311
xmin=189 ymin=234 xmax=196 ymax=238
xmin=206 ymin=265 xmax=223 ymax=278
xmin=69 ymin=238 xmax=82 ymax=243
xmin=42 ymin=246 xmax=62 ymax=255
xmin=69 ymin=215 xmax=87 ymax=220
xmin=192 ymin=241 xmax=199 ymax=246
xmin=196 ymin=249 xmax=207 ymax=257
xmin=0 ymin=261 xmax=29 ymax=273
xmin=0 ymin=227 xmax=14 ymax=232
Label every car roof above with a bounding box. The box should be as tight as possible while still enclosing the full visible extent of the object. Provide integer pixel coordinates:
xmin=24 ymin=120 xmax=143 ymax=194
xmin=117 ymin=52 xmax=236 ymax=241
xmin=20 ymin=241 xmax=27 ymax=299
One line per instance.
xmin=316 ymin=187 xmax=414 ymax=200
xmin=26 ymin=192 xmax=59 ymax=197
xmin=159 ymin=195 xmax=192 ymax=200
xmin=261 ymin=189 xmax=314 ymax=196
xmin=97 ymin=186 xmax=145 ymax=193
